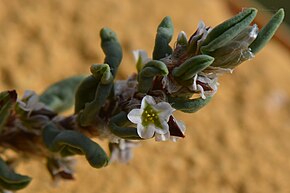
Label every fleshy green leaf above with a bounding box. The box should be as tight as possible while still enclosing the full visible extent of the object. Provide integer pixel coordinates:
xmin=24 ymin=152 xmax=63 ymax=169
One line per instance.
xmin=77 ymin=82 xmax=113 ymax=127
xmin=40 ymin=76 xmax=85 ymax=113
xmin=109 ymin=111 xmax=141 ymax=140
xmin=100 ymin=28 xmax=123 ymax=77
xmin=153 ymin=16 xmax=174 ymax=60
xmin=74 ymin=75 xmax=99 ymax=114
xmin=172 ymin=55 xmax=214 ymax=80
xmin=0 ymin=158 xmax=31 ymax=190
xmin=90 ymin=64 xmax=113 ymax=84
xmin=168 ymin=96 xmax=212 ymax=113
xmin=138 ymin=60 xmax=168 ymax=93
xmin=43 ymin=123 xmax=108 ymax=168
xmin=250 ymin=8 xmax=285 ymax=54
xmin=201 ymin=8 xmax=257 ymax=52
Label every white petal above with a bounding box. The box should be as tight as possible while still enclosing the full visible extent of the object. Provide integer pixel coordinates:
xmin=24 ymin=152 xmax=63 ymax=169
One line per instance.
xmin=127 ymin=109 xmax=143 ymax=124
xmin=137 ymin=124 xmax=155 ymax=139
xmin=197 ymin=85 xmax=206 ymax=99
xmin=197 ymin=21 xmax=206 ymax=32
xmin=192 ymin=74 xmax=198 ymax=90
xmin=132 ymin=50 xmax=149 ymax=63
xmin=170 ymin=137 xmax=179 ymax=142
xmin=154 ymin=121 xmax=169 ymax=135
xmin=155 ymin=132 xmax=170 ymax=142
xmin=162 ymin=76 xmax=182 ymax=94
xmin=27 ymin=94 xmax=39 ymax=106
xmin=155 ymin=102 xmax=175 ymax=121
xmin=176 ymin=120 xmax=186 ymax=134
xmin=141 ymin=95 xmax=156 ymax=109
xmin=22 ymin=90 xmax=35 ymax=99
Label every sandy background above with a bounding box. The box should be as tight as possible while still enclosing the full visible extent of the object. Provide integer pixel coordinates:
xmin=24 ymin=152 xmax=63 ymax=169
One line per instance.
xmin=0 ymin=0 xmax=290 ymax=193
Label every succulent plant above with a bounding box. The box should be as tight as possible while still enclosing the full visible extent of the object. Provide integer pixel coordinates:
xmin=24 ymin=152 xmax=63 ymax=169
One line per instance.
xmin=0 ymin=8 xmax=284 ymax=192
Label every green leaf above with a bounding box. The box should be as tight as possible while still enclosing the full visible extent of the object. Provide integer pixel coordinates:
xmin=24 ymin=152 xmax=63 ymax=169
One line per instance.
xmin=109 ymin=111 xmax=142 ymax=140
xmin=168 ymin=96 xmax=212 ymax=113
xmin=0 ymin=158 xmax=31 ymax=190
xmin=43 ymin=123 xmax=108 ymax=168
xmin=250 ymin=8 xmax=285 ymax=54
xmin=77 ymin=82 xmax=113 ymax=127
xmin=172 ymin=55 xmax=214 ymax=80
xmin=74 ymin=75 xmax=99 ymax=114
xmin=201 ymin=8 xmax=257 ymax=52
xmin=90 ymin=64 xmax=113 ymax=84
xmin=40 ymin=76 xmax=85 ymax=113
xmin=153 ymin=16 xmax=174 ymax=60
xmin=100 ymin=28 xmax=123 ymax=77
xmin=137 ymin=60 xmax=168 ymax=93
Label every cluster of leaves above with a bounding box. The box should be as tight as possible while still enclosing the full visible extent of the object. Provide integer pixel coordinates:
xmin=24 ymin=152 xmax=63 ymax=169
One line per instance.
xmin=0 ymin=8 xmax=284 ymax=192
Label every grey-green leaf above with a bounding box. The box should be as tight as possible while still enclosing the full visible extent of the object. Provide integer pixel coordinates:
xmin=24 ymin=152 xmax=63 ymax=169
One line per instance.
xmin=172 ymin=55 xmax=214 ymax=80
xmin=43 ymin=123 xmax=108 ymax=168
xmin=109 ymin=111 xmax=142 ymax=140
xmin=201 ymin=8 xmax=257 ymax=52
xmin=74 ymin=75 xmax=99 ymax=114
xmin=138 ymin=60 xmax=168 ymax=93
xmin=100 ymin=28 xmax=123 ymax=77
xmin=250 ymin=8 xmax=285 ymax=54
xmin=90 ymin=64 xmax=113 ymax=84
xmin=153 ymin=16 xmax=174 ymax=60
xmin=40 ymin=76 xmax=85 ymax=113
xmin=0 ymin=158 xmax=31 ymax=190
xmin=168 ymin=96 xmax=212 ymax=113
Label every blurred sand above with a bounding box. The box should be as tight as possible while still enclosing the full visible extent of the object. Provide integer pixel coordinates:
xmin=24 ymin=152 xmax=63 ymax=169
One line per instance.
xmin=0 ymin=0 xmax=290 ymax=193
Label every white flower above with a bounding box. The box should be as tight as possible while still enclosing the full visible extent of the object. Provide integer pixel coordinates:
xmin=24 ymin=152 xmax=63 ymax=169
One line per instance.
xmin=154 ymin=132 xmax=170 ymax=142
xmin=155 ymin=116 xmax=186 ymax=142
xmin=17 ymin=90 xmax=46 ymax=115
xmin=132 ymin=50 xmax=151 ymax=72
xmin=127 ymin=95 xmax=175 ymax=139
xmin=162 ymin=76 xmax=182 ymax=95
xmin=190 ymin=66 xmax=233 ymax=99
xmin=109 ymin=139 xmax=139 ymax=164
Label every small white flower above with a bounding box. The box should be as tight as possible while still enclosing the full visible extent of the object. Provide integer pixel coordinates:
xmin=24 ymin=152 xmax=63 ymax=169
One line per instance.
xmin=162 ymin=76 xmax=182 ymax=94
xmin=155 ymin=116 xmax=186 ymax=142
xmin=17 ymin=90 xmax=46 ymax=115
xmin=155 ymin=132 xmax=170 ymax=142
xmin=109 ymin=139 xmax=139 ymax=164
xmin=127 ymin=95 xmax=175 ymax=139
xmin=191 ymin=67 xmax=233 ymax=99
xmin=132 ymin=50 xmax=151 ymax=72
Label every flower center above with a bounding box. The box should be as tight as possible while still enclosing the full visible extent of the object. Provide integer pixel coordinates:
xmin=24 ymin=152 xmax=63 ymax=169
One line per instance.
xmin=142 ymin=103 xmax=162 ymax=128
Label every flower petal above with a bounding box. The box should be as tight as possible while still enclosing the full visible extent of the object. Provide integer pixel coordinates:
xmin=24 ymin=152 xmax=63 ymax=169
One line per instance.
xmin=141 ymin=95 xmax=156 ymax=109
xmin=176 ymin=120 xmax=186 ymax=134
xmin=155 ymin=132 xmax=170 ymax=142
xmin=132 ymin=50 xmax=149 ymax=63
xmin=154 ymin=120 xmax=169 ymax=135
xmin=127 ymin=109 xmax=143 ymax=124
xmin=155 ymin=102 xmax=175 ymax=121
xmin=137 ymin=124 xmax=155 ymax=139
